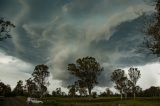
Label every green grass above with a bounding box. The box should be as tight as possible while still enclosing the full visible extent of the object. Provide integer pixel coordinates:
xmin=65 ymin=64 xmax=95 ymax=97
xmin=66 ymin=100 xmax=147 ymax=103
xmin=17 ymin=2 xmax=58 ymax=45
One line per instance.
xmin=17 ymin=96 xmax=160 ymax=106
xmin=16 ymin=96 xmax=27 ymax=102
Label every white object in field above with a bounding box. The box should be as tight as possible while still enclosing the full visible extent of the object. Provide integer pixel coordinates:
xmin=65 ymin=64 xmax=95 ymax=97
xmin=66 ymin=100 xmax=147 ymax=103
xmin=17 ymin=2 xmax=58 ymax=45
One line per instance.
xmin=26 ymin=97 xmax=43 ymax=104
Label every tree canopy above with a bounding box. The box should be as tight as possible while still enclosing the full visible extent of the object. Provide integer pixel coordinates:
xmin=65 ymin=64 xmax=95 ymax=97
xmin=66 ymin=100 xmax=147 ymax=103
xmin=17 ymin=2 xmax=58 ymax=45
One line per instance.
xmin=144 ymin=0 xmax=160 ymax=56
xmin=0 ymin=18 xmax=15 ymax=41
xmin=68 ymin=56 xmax=103 ymax=96
xmin=111 ymin=69 xmax=127 ymax=99
xmin=13 ymin=80 xmax=24 ymax=96
xmin=32 ymin=64 xmax=50 ymax=98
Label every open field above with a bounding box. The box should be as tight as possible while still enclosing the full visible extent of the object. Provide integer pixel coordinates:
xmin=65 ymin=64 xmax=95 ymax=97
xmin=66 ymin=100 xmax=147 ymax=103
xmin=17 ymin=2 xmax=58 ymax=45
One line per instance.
xmin=17 ymin=96 xmax=160 ymax=106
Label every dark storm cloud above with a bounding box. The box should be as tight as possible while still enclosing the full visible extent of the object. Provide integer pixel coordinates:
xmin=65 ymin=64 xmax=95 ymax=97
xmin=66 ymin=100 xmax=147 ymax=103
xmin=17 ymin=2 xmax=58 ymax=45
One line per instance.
xmin=90 ymin=16 xmax=157 ymax=66
xmin=26 ymin=0 xmax=70 ymax=22
xmin=0 ymin=0 xmax=155 ymax=87
xmin=89 ymin=16 xmax=158 ymax=87
xmin=0 ymin=0 xmax=21 ymax=18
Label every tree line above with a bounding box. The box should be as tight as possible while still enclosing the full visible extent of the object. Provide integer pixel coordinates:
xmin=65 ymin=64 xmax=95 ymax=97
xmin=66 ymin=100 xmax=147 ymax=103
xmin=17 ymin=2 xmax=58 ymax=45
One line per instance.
xmin=0 ymin=64 xmax=50 ymax=98
xmin=0 ymin=56 xmax=159 ymax=100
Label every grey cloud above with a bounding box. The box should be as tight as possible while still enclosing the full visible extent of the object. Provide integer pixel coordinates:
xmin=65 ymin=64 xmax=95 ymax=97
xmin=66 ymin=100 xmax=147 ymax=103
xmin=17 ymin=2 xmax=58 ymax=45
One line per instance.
xmin=0 ymin=0 xmax=156 ymax=87
xmin=0 ymin=0 xmax=21 ymax=18
xmin=63 ymin=0 xmax=145 ymax=18
xmin=81 ymin=16 xmax=157 ymax=86
xmin=90 ymin=16 xmax=157 ymax=66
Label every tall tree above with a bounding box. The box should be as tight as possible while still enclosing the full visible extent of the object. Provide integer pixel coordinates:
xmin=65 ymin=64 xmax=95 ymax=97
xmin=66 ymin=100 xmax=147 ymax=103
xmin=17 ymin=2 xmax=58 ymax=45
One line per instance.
xmin=32 ymin=64 xmax=50 ymax=98
xmin=4 ymin=84 xmax=11 ymax=97
xmin=144 ymin=0 xmax=160 ymax=56
xmin=0 ymin=18 xmax=15 ymax=41
xmin=13 ymin=80 xmax=24 ymax=96
xmin=111 ymin=69 xmax=127 ymax=100
xmin=68 ymin=56 xmax=103 ymax=96
xmin=0 ymin=81 xmax=6 ymax=96
xmin=0 ymin=81 xmax=11 ymax=96
xmin=128 ymin=67 xmax=141 ymax=99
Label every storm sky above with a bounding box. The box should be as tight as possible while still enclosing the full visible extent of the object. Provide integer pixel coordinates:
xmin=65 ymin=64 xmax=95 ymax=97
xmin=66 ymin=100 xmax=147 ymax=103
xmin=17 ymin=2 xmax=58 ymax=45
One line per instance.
xmin=0 ymin=0 xmax=160 ymax=93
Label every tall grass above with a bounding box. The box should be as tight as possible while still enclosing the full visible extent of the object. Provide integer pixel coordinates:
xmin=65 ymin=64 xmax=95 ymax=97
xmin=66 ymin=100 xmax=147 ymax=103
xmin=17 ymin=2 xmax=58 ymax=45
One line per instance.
xmin=17 ymin=96 xmax=160 ymax=106
xmin=42 ymin=97 xmax=160 ymax=106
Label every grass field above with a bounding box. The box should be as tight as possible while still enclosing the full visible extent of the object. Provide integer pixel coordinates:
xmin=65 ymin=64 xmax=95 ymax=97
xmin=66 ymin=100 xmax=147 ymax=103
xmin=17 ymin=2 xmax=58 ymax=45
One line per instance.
xmin=22 ymin=96 xmax=160 ymax=106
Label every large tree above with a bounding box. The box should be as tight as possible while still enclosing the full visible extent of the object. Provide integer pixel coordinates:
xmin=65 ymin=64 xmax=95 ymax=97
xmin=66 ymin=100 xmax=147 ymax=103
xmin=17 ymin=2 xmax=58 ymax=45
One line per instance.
xmin=144 ymin=0 xmax=160 ymax=56
xmin=0 ymin=81 xmax=11 ymax=96
xmin=68 ymin=56 xmax=103 ymax=96
xmin=111 ymin=69 xmax=127 ymax=100
xmin=0 ymin=18 xmax=15 ymax=41
xmin=128 ymin=67 xmax=141 ymax=99
xmin=13 ymin=80 xmax=24 ymax=96
xmin=32 ymin=64 xmax=50 ymax=98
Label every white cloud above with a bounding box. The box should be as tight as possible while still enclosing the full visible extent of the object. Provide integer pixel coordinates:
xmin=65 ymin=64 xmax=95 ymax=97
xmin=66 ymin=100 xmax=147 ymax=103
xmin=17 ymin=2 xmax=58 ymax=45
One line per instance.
xmin=0 ymin=51 xmax=67 ymax=93
xmin=137 ymin=63 xmax=160 ymax=89
xmin=0 ymin=51 xmax=33 ymax=89
xmin=48 ymin=75 xmax=68 ymax=94
xmin=123 ymin=62 xmax=160 ymax=90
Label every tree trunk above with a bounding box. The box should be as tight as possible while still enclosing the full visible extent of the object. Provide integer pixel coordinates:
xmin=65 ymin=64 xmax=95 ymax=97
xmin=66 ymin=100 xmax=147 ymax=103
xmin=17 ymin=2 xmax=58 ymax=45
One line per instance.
xmin=125 ymin=93 xmax=127 ymax=99
xmin=134 ymin=92 xmax=136 ymax=100
xmin=121 ymin=93 xmax=122 ymax=100
xmin=88 ymin=87 xmax=91 ymax=96
xmin=120 ymin=89 xmax=123 ymax=100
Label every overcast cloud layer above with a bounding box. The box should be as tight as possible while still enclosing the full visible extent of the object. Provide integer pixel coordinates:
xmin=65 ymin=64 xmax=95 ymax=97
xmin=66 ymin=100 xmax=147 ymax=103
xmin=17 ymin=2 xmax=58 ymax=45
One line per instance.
xmin=0 ymin=0 xmax=159 ymax=89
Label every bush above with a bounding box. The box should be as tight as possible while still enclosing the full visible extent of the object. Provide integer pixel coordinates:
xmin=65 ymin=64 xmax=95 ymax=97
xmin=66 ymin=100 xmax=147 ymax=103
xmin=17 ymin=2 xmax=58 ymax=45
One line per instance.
xmin=92 ymin=92 xmax=97 ymax=98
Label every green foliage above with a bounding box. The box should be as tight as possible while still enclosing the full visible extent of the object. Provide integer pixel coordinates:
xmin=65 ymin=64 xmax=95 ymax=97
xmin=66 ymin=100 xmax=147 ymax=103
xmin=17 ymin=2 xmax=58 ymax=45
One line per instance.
xmin=13 ymin=80 xmax=24 ymax=96
xmin=68 ymin=56 xmax=103 ymax=95
xmin=128 ymin=68 xmax=141 ymax=86
xmin=111 ymin=69 xmax=127 ymax=99
xmin=142 ymin=86 xmax=160 ymax=97
xmin=68 ymin=84 xmax=78 ymax=97
xmin=111 ymin=68 xmax=141 ymax=100
xmin=92 ymin=92 xmax=97 ymax=98
xmin=0 ymin=17 xmax=15 ymax=41
xmin=128 ymin=67 xmax=141 ymax=99
xmin=144 ymin=0 xmax=160 ymax=56
xmin=32 ymin=64 xmax=50 ymax=98
xmin=25 ymin=78 xmax=38 ymax=97
xmin=0 ymin=81 xmax=11 ymax=96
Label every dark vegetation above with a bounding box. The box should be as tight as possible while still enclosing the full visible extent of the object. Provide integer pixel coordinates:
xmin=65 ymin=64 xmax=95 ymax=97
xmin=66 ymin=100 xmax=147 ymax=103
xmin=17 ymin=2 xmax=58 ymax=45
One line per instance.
xmin=144 ymin=0 xmax=160 ymax=56
xmin=68 ymin=57 xmax=103 ymax=96
xmin=0 ymin=17 xmax=15 ymax=41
